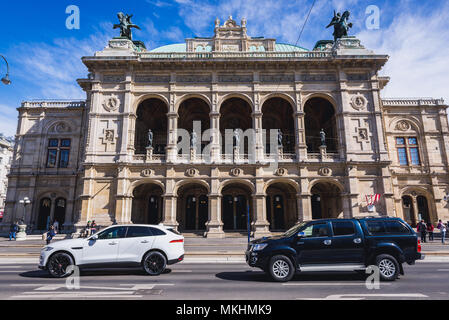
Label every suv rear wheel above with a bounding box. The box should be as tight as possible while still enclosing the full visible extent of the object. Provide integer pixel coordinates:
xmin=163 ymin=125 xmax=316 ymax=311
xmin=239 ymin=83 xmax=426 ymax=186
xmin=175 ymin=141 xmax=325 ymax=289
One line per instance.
xmin=142 ymin=251 xmax=167 ymax=276
xmin=268 ymin=255 xmax=295 ymax=282
xmin=376 ymin=254 xmax=399 ymax=281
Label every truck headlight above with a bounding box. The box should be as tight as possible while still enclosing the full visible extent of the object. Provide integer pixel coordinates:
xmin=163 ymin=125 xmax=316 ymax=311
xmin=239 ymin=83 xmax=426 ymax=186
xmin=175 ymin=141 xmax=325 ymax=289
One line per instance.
xmin=252 ymin=244 xmax=268 ymax=251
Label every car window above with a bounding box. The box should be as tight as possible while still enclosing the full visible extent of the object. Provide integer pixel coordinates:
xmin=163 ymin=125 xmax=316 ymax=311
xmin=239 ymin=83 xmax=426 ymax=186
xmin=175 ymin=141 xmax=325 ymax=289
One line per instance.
xmin=126 ymin=226 xmax=153 ymax=238
xmin=97 ymin=227 xmax=127 ymax=240
xmin=332 ymin=221 xmax=356 ymax=236
xmin=302 ymin=223 xmax=329 ymax=238
xmin=385 ymin=221 xmax=410 ymax=234
xmin=365 ymin=221 xmax=386 ymax=235
xmin=149 ymin=227 xmax=166 ymax=236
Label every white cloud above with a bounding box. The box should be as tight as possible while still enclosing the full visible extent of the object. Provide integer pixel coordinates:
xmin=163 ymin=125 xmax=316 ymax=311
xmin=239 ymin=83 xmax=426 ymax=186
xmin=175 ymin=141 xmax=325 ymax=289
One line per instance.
xmin=0 ymin=104 xmax=18 ymax=137
xmin=357 ymin=2 xmax=449 ymax=102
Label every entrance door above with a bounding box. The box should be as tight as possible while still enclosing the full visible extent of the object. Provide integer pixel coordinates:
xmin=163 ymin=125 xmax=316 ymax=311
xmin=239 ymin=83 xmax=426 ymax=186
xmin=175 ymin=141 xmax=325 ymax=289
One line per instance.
xmin=417 ymin=196 xmax=430 ymax=223
xmin=223 ymin=195 xmax=248 ymax=231
xmin=37 ymin=198 xmax=52 ymax=230
xmin=198 ymin=195 xmax=208 ymax=231
xmin=148 ymin=196 xmax=160 ymax=225
xmin=311 ymin=195 xmax=322 ymax=220
xmin=54 ymin=198 xmax=66 ymax=228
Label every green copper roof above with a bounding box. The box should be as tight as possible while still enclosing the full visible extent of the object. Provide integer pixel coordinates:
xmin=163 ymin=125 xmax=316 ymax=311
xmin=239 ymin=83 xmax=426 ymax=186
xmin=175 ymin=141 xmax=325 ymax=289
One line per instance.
xmin=150 ymin=43 xmax=308 ymax=53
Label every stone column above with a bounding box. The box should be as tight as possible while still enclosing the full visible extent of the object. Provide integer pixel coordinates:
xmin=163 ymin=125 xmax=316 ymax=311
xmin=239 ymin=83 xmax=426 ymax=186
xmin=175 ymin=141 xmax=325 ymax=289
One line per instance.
xmin=166 ymin=112 xmax=178 ymax=163
xmin=210 ymin=112 xmax=221 ymax=162
xmin=342 ymin=194 xmax=354 ymax=219
xmin=295 ymin=111 xmax=307 ymax=160
xmin=205 ymin=194 xmax=225 ymax=238
xmin=252 ymin=194 xmax=270 ymax=238
xmin=253 ymin=112 xmax=264 ymax=162
xmin=412 ymin=196 xmax=420 ymax=222
xmin=115 ymin=195 xmax=133 ymax=224
xmin=298 ymin=193 xmax=312 ymax=222
xmin=162 ymin=195 xmax=179 ymax=229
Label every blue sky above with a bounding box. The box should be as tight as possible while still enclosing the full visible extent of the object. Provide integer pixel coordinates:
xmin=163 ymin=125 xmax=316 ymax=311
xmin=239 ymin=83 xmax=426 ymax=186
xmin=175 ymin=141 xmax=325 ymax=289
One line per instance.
xmin=1 ymin=0 xmax=448 ymax=136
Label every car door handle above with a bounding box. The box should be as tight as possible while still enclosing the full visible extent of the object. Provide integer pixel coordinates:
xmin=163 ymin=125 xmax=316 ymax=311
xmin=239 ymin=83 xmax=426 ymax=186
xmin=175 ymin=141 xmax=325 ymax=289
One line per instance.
xmin=353 ymin=238 xmax=362 ymax=244
xmin=324 ymin=240 xmax=332 ymax=246
xmin=141 ymin=240 xmax=150 ymax=244
xmin=297 ymin=242 xmax=305 ymax=245
xmin=109 ymin=242 xmax=118 ymax=246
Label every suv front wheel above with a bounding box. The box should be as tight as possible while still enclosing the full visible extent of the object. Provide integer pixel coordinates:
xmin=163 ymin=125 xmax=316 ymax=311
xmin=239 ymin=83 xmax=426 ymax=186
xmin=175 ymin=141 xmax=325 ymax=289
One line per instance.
xmin=268 ymin=255 xmax=295 ymax=282
xmin=376 ymin=254 xmax=399 ymax=281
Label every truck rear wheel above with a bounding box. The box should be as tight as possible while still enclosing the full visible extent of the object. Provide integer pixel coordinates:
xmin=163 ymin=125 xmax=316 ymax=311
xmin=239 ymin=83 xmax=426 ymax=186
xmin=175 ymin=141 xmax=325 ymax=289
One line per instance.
xmin=376 ymin=254 xmax=399 ymax=281
xmin=268 ymin=255 xmax=295 ymax=282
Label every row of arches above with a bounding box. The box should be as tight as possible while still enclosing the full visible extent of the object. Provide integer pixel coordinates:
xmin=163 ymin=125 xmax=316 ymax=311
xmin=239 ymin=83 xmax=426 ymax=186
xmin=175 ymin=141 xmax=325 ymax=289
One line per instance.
xmin=135 ymin=96 xmax=338 ymax=155
xmin=130 ymin=179 xmax=344 ymax=232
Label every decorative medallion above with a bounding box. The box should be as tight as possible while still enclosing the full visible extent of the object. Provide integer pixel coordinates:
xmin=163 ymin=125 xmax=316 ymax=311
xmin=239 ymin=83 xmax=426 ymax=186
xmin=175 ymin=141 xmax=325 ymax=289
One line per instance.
xmin=396 ymin=120 xmax=411 ymax=132
xmin=358 ymin=128 xmax=369 ymax=141
xmin=141 ymin=169 xmax=154 ymax=177
xmin=275 ymin=168 xmax=287 ymax=176
xmin=186 ymin=168 xmax=198 ymax=177
xmin=350 ymin=94 xmax=368 ymax=111
xmin=103 ymin=96 xmax=120 ymax=112
xmin=318 ymin=167 xmax=332 ymax=177
xmin=230 ymin=168 xmax=242 ymax=177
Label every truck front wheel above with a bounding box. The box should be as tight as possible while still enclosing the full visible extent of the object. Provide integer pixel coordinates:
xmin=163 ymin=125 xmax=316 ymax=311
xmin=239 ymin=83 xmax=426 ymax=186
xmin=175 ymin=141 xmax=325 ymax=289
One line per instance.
xmin=268 ymin=255 xmax=295 ymax=282
xmin=376 ymin=254 xmax=400 ymax=281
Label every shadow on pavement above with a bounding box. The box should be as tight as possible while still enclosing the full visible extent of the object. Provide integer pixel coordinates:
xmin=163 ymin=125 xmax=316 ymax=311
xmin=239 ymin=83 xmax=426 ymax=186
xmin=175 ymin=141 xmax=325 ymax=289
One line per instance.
xmin=20 ymin=268 xmax=172 ymax=278
xmin=215 ymin=270 xmax=367 ymax=283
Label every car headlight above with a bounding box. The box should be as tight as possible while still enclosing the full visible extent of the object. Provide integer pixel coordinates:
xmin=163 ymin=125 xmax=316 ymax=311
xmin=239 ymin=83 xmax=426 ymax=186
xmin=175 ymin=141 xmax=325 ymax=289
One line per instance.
xmin=42 ymin=247 xmax=54 ymax=252
xmin=252 ymin=244 xmax=268 ymax=251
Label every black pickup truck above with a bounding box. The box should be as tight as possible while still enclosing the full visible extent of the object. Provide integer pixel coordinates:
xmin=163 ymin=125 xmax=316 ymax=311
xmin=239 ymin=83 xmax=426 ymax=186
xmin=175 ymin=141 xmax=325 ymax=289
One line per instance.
xmin=246 ymin=217 xmax=424 ymax=282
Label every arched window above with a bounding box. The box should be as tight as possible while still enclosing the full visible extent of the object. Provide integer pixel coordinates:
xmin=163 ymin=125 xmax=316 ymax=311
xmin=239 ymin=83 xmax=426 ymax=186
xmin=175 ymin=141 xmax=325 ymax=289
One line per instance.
xmin=135 ymin=98 xmax=168 ymax=154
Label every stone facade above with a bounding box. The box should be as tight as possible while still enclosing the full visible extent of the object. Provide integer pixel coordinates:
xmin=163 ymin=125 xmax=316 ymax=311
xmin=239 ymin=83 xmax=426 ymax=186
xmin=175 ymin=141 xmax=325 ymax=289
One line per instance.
xmin=2 ymin=18 xmax=449 ymax=236
xmin=0 ymin=135 xmax=13 ymax=218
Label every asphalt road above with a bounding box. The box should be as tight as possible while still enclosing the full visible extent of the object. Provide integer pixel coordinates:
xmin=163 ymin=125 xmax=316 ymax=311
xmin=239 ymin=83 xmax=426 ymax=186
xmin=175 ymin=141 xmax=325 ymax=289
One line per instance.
xmin=0 ymin=259 xmax=448 ymax=300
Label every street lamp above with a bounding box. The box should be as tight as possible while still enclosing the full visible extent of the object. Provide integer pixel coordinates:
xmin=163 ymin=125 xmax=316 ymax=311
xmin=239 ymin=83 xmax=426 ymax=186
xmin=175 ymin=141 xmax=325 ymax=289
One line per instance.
xmin=0 ymin=55 xmax=11 ymax=85
xmin=16 ymin=197 xmax=31 ymax=241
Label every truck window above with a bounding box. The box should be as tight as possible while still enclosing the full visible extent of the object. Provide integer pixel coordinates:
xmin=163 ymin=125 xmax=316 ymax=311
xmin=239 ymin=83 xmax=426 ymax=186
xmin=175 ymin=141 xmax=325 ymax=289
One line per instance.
xmin=385 ymin=221 xmax=410 ymax=234
xmin=365 ymin=221 xmax=386 ymax=235
xmin=302 ymin=224 xmax=329 ymax=238
xmin=332 ymin=221 xmax=356 ymax=236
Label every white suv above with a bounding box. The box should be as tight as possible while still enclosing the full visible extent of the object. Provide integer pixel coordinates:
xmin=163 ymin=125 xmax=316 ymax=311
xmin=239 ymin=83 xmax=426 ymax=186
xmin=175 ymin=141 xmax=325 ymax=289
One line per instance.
xmin=39 ymin=224 xmax=185 ymax=278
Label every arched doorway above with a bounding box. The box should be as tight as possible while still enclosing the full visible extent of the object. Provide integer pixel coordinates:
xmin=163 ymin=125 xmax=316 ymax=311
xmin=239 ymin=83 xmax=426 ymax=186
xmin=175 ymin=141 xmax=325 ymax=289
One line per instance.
xmin=178 ymin=98 xmax=211 ymax=155
xmin=132 ymin=183 xmax=164 ymax=224
xmin=220 ymin=98 xmax=253 ymax=155
xmin=221 ymin=183 xmax=253 ymax=232
xmin=262 ymin=98 xmax=295 ymax=154
xmin=37 ymin=198 xmax=52 ymax=230
xmin=134 ymin=98 xmax=168 ymax=155
xmin=177 ymin=183 xmax=209 ymax=232
xmin=54 ymin=198 xmax=66 ymax=228
xmin=402 ymin=196 xmax=416 ymax=226
xmin=417 ymin=196 xmax=431 ymax=223
xmin=266 ymin=182 xmax=298 ymax=231
xmin=304 ymin=97 xmax=338 ymax=153
xmin=310 ymin=181 xmax=343 ymax=219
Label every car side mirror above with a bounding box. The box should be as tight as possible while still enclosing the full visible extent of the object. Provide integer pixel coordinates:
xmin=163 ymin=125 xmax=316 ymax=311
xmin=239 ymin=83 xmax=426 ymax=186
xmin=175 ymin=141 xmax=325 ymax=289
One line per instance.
xmin=90 ymin=234 xmax=98 ymax=241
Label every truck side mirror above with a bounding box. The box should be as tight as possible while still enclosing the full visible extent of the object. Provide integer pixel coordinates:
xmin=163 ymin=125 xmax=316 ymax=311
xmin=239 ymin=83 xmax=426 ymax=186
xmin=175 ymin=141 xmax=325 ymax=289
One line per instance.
xmin=297 ymin=232 xmax=305 ymax=238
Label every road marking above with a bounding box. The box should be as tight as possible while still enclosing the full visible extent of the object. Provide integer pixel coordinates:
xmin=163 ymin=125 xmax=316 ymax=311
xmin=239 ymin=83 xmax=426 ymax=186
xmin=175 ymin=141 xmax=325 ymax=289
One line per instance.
xmin=284 ymin=282 xmax=391 ymax=287
xmin=11 ymin=293 xmax=142 ymax=299
xmin=172 ymin=270 xmax=193 ymax=273
xmin=298 ymin=293 xmax=428 ymax=300
xmin=437 ymin=269 xmax=449 ymax=272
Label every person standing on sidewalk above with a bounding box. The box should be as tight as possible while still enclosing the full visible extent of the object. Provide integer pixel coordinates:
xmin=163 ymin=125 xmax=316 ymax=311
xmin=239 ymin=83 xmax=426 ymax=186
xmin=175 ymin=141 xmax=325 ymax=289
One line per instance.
xmin=437 ymin=220 xmax=447 ymax=244
xmin=417 ymin=220 xmax=427 ymax=243
xmin=90 ymin=220 xmax=98 ymax=235
xmin=9 ymin=221 xmax=18 ymax=241
xmin=427 ymin=222 xmax=434 ymax=241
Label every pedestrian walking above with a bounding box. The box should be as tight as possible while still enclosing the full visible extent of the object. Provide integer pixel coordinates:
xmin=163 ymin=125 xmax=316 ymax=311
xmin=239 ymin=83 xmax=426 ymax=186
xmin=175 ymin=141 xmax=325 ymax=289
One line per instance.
xmin=438 ymin=220 xmax=447 ymax=244
xmin=417 ymin=220 xmax=427 ymax=243
xmin=53 ymin=220 xmax=59 ymax=234
xmin=84 ymin=221 xmax=91 ymax=238
xmin=46 ymin=225 xmax=56 ymax=245
xmin=427 ymin=222 xmax=434 ymax=241
xmin=9 ymin=221 xmax=18 ymax=241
